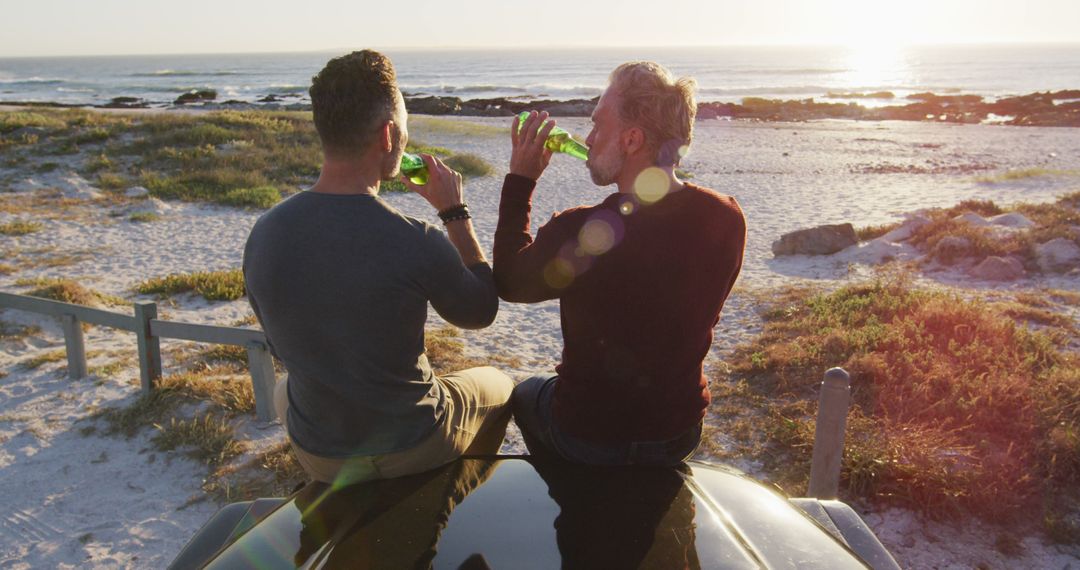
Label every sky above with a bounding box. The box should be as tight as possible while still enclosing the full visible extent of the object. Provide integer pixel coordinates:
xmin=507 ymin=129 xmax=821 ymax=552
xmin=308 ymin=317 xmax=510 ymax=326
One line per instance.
xmin=1 ymin=0 xmax=1079 ymax=57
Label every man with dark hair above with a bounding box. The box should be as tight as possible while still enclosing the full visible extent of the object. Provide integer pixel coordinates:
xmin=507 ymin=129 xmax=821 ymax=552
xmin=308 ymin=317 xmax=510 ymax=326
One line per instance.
xmin=494 ymin=62 xmax=746 ymax=466
xmin=244 ymin=50 xmax=512 ymax=487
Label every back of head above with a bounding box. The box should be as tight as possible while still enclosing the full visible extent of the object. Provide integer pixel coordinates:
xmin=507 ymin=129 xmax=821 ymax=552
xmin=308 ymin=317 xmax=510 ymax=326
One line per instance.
xmin=607 ymin=62 xmax=697 ymax=167
xmin=310 ymin=50 xmax=399 ymax=159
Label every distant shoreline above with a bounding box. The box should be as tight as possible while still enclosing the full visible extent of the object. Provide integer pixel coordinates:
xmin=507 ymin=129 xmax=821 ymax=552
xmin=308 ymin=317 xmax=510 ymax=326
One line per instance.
xmin=2 ymin=89 xmax=1078 ymax=127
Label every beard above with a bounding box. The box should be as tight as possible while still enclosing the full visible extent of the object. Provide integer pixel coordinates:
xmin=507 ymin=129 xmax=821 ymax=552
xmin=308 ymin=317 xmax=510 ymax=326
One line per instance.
xmin=587 ymin=143 xmax=625 ymax=187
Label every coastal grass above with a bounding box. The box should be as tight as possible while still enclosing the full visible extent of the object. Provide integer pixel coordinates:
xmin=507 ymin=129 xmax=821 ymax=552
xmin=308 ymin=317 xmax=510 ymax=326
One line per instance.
xmin=97 ymin=369 xmax=256 ymax=438
xmin=408 ymin=116 xmax=504 ymax=138
xmin=135 ymin=269 xmax=245 ymax=301
xmin=0 ymin=220 xmax=43 ymax=236
xmin=445 ymin=153 xmax=494 ymax=178
xmin=2 ymin=109 xmax=498 ymax=205
xmin=128 ymin=212 xmax=161 ymax=223
xmin=21 ymin=349 xmax=67 ymax=370
xmin=714 ymin=275 xmax=1080 ymax=537
xmin=21 ymin=277 xmax=127 ymax=307
xmin=855 ymin=222 xmax=901 ymax=242
xmin=975 ymin=168 xmax=1080 ymax=184
xmin=152 ymin=414 xmax=245 ymax=466
xmin=205 ymin=442 xmax=307 ymax=502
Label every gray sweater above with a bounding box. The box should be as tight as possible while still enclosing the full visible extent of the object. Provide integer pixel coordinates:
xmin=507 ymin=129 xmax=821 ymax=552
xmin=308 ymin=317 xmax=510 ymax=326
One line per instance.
xmin=243 ymin=191 xmax=498 ymax=457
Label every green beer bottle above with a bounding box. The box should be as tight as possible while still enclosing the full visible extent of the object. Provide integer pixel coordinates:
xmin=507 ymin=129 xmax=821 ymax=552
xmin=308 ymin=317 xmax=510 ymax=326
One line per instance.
xmin=400 ymin=152 xmax=428 ymax=185
xmin=516 ymin=111 xmax=589 ymax=161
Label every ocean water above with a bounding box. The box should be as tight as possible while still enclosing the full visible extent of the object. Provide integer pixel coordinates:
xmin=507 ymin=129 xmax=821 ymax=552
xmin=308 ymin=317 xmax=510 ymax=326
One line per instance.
xmin=0 ymin=44 xmax=1077 ymax=108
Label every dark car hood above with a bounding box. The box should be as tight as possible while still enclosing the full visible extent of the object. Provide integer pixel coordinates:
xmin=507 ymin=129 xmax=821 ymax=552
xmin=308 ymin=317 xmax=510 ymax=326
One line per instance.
xmin=204 ymin=457 xmax=868 ymax=569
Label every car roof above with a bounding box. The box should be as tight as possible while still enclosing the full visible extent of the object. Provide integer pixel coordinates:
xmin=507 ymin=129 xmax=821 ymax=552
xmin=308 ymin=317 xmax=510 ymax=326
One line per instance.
xmin=204 ymin=456 xmax=869 ymax=569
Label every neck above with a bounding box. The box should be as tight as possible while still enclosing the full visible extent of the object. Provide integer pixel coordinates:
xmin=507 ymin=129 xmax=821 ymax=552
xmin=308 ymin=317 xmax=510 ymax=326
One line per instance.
xmin=614 ymin=163 xmax=685 ymax=197
xmin=309 ymin=153 xmax=384 ymax=196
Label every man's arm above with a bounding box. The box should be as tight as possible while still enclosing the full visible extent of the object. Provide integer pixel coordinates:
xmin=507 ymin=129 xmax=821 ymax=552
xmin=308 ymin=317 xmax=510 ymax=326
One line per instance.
xmin=403 ymin=154 xmax=498 ymax=329
xmin=491 ymin=112 xmax=572 ymax=303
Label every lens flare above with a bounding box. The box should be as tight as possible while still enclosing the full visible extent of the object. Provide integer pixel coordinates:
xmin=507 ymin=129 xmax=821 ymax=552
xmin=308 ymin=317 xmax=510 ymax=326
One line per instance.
xmin=579 ymin=219 xmax=616 ymax=256
xmin=543 ymin=258 xmax=575 ymax=289
xmin=633 ymin=167 xmax=669 ymax=204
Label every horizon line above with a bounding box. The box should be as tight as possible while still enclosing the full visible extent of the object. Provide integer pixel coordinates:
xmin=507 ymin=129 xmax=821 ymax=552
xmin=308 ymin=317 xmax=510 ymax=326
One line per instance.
xmin=3 ymin=40 xmax=1080 ymax=59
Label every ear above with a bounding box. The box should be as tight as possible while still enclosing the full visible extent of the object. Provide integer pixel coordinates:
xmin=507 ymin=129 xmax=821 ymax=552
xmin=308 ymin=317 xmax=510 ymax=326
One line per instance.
xmin=620 ymin=126 xmax=646 ymax=156
xmin=380 ymin=121 xmax=394 ymax=152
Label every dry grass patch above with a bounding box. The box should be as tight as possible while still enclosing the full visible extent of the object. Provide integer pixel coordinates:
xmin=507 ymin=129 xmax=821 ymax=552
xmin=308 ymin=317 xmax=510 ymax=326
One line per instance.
xmin=21 ymin=349 xmax=67 ymax=370
xmin=135 ymin=269 xmax=245 ymax=301
xmin=715 ymin=276 xmax=1080 ymax=538
xmin=975 ymin=168 xmax=1080 ymax=184
xmin=20 ymin=277 xmax=126 ymax=307
xmin=855 ymin=222 xmax=902 ymax=242
xmin=95 ymin=369 xmax=255 ymax=439
xmin=425 ymin=326 xmax=520 ymax=374
xmin=205 ymin=442 xmax=307 ymax=502
xmin=0 ymin=219 xmax=42 ymax=235
xmin=444 ymin=153 xmax=494 ymax=178
xmin=408 ymin=116 xmax=504 ymax=138
xmin=152 ymin=414 xmax=246 ymax=466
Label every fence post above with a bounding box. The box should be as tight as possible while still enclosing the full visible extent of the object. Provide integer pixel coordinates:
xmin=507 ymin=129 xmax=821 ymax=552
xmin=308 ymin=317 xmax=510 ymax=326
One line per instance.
xmin=807 ymin=367 xmax=851 ymax=500
xmin=134 ymin=301 xmax=162 ymax=392
xmin=246 ymin=341 xmax=277 ymax=422
xmin=60 ymin=314 xmax=88 ymax=380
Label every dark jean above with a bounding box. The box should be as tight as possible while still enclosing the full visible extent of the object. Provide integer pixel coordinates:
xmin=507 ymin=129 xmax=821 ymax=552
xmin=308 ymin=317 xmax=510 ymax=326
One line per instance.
xmin=511 ymin=374 xmax=702 ymax=466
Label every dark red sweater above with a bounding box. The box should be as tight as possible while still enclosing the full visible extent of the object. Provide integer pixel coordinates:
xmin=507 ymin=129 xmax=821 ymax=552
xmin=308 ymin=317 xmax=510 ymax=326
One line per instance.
xmin=494 ymin=174 xmax=746 ymax=443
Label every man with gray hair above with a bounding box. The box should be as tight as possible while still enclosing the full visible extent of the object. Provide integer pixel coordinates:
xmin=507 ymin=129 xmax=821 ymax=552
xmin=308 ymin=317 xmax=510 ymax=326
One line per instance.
xmin=494 ymin=61 xmax=746 ymax=465
xmin=244 ymin=50 xmax=513 ymax=487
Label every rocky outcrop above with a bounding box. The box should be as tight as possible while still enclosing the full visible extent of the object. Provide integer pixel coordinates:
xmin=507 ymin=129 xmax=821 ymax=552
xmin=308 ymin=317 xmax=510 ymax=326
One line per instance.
xmin=930 ymin=236 xmax=972 ymax=265
xmin=988 ymin=212 xmax=1035 ymax=228
xmin=772 ymin=223 xmax=858 ymax=256
xmin=881 ymin=215 xmax=931 ymax=242
xmin=102 ymin=96 xmax=148 ymax=109
xmin=695 ymin=90 xmax=1080 ymax=127
xmin=1035 ymin=238 xmax=1080 ymax=273
xmin=969 ymin=256 xmax=1026 ymax=281
xmin=174 ymin=89 xmax=217 ymax=105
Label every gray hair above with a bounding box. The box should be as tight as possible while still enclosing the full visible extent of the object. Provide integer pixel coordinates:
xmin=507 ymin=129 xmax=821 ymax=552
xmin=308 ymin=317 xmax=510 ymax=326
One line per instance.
xmin=608 ymin=62 xmax=697 ymax=167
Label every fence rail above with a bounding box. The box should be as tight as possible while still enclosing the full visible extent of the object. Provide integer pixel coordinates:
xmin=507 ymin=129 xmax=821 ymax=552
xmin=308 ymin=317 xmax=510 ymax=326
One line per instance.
xmin=0 ymin=292 xmax=278 ymax=421
xmin=2 ymin=290 xmax=854 ymax=494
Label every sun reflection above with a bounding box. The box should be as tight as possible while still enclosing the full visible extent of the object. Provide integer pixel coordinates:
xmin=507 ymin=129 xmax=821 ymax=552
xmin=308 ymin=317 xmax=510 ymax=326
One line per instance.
xmin=837 ymin=43 xmax=911 ymax=93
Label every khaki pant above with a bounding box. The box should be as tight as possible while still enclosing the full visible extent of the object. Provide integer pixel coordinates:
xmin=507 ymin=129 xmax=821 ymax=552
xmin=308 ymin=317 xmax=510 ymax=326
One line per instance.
xmin=274 ymin=367 xmax=513 ymax=488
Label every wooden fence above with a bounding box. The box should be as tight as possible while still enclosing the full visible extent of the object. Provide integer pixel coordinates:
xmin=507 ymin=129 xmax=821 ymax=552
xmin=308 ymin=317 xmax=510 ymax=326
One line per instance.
xmin=0 ymin=292 xmax=277 ymax=421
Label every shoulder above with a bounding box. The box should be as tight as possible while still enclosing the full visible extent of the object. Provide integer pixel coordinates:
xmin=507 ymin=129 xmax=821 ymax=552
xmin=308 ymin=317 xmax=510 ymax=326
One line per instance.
xmin=683 ymin=183 xmax=745 ymax=225
xmin=544 ymin=196 xmax=617 ymax=229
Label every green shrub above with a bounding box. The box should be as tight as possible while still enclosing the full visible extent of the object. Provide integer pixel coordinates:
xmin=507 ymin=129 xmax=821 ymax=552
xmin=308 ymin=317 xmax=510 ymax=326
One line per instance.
xmin=220 ymin=186 xmax=281 ymax=209
xmin=135 ymin=269 xmax=245 ymax=301
xmin=128 ymin=212 xmax=161 ymax=223
xmin=445 ymin=153 xmax=494 ymax=178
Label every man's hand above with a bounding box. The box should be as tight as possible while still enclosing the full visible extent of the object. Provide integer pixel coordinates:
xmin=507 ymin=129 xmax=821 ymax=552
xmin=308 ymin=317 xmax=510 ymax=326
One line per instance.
xmin=403 ymin=154 xmax=465 ymax=212
xmin=510 ymin=111 xmax=555 ymax=181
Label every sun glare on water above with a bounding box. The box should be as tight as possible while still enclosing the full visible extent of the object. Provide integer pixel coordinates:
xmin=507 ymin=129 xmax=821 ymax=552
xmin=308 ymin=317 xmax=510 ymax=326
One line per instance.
xmin=838 ymin=41 xmax=912 ymax=90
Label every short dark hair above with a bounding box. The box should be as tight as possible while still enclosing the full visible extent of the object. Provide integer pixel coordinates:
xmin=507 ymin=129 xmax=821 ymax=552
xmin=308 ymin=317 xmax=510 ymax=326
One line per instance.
xmin=309 ymin=50 xmax=399 ymax=157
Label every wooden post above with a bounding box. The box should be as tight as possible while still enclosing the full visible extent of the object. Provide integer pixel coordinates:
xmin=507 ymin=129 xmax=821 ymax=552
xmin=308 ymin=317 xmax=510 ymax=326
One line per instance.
xmin=134 ymin=301 xmax=162 ymax=392
xmin=808 ymin=367 xmax=851 ymax=500
xmin=60 ymin=314 xmax=88 ymax=380
xmin=246 ymin=341 xmax=277 ymax=422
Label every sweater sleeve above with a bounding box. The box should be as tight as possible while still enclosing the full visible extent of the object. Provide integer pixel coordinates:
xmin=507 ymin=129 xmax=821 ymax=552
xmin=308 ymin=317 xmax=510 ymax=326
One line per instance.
xmin=492 ymin=174 xmax=580 ymax=303
xmin=421 ymin=225 xmax=499 ymax=329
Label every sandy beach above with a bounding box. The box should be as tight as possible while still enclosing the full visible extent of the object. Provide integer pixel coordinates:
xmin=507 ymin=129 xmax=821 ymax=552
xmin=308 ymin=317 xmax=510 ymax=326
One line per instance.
xmin=2 ymin=110 xmax=1080 ymax=568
